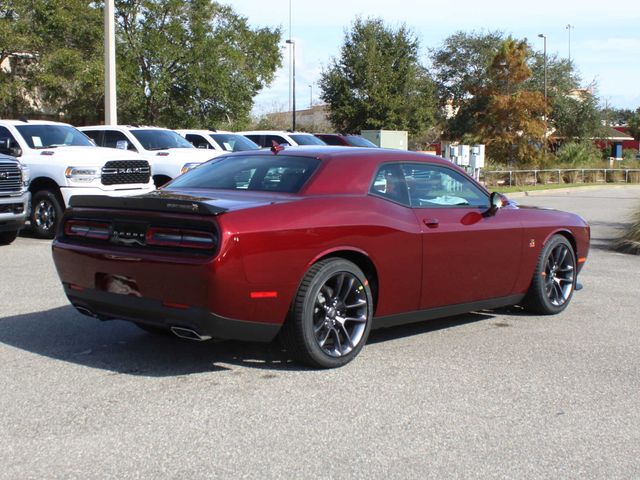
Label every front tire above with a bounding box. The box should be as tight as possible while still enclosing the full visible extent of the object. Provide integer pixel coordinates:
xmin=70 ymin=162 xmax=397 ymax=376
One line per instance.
xmin=524 ymin=235 xmax=576 ymax=315
xmin=280 ymin=258 xmax=373 ymax=369
xmin=31 ymin=190 xmax=63 ymax=239
xmin=0 ymin=230 xmax=19 ymax=245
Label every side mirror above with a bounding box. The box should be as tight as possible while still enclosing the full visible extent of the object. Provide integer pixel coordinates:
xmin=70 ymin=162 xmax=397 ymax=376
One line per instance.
xmin=9 ymin=146 xmax=22 ymax=157
xmin=489 ymin=192 xmax=507 ymax=210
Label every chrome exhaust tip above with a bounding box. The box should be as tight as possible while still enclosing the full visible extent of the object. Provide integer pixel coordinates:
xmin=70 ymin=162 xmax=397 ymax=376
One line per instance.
xmin=170 ymin=326 xmax=212 ymax=342
xmin=74 ymin=305 xmax=97 ymax=318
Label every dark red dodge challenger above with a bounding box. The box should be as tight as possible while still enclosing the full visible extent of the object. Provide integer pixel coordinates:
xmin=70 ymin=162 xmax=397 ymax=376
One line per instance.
xmin=52 ymin=147 xmax=590 ymax=368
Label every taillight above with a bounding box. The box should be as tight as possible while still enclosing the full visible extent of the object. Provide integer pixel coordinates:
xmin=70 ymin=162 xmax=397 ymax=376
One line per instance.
xmin=146 ymin=227 xmax=216 ymax=249
xmin=64 ymin=220 xmax=111 ymax=240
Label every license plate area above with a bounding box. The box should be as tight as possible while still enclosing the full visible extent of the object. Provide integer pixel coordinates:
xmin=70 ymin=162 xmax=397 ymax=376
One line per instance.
xmin=96 ymin=273 xmax=141 ymax=297
xmin=110 ymin=220 xmax=148 ymax=247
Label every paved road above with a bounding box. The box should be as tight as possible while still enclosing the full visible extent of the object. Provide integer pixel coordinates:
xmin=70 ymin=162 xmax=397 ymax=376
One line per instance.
xmin=1 ymin=186 xmax=639 ymax=479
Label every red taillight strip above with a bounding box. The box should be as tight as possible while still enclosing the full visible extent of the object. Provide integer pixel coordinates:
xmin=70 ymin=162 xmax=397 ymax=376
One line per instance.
xmin=65 ymin=220 xmax=110 ymax=240
xmin=146 ymin=227 xmax=215 ymax=250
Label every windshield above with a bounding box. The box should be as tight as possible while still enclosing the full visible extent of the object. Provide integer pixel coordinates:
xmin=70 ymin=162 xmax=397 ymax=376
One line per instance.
xmin=131 ymin=129 xmax=194 ymax=151
xmin=346 ymin=136 xmax=377 ymax=148
xmin=168 ymin=154 xmax=320 ymax=193
xmin=15 ymin=124 xmax=93 ymax=149
xmin=289 ymin=134 xmax=326 ymax=146
xmin=210 ymin=134 xmax=260 ymax=152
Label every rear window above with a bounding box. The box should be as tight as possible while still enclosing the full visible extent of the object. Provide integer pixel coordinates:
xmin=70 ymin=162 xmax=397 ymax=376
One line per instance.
xmin=346 ymin=136 xmax=377 ymax=148
xmin=167 ymin=154 xmax=320 ymax=193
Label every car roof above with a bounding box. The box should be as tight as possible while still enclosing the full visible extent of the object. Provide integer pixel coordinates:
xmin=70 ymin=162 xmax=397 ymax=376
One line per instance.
xmin=238 ymin=130 xmax=315 ymax=136
xmin=0 ymin=119 xmax=73 ymax=127
xmin=176 ymin=129 xmax=234 ymax=135
xmin=79 ymin=125 xmax=172 ymax=131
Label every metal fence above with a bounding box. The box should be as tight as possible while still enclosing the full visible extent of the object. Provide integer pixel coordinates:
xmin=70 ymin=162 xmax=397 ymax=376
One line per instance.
xmin=481 ymin=168 xmax=640 ymax=187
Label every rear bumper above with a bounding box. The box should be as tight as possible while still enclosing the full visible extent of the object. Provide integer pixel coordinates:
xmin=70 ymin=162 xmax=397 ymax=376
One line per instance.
xmin=63 ymin=284 xmax=281 ymax=342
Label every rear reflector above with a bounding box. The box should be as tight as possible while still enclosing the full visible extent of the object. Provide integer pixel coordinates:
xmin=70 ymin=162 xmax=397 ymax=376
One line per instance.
xmin=250 ymin=291 xmax=278 ymax=299
xmin=578 ymin=257 xmax=587 ymax=264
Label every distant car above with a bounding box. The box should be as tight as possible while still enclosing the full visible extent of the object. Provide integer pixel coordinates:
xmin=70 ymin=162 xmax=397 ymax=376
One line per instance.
xmin=314 ymin=133 xmax=378 ymax=148
xmin=175 ymin=129 xmax=260 ymax=152
xmin=237 ymin=130 xmax=327 ymax=148
xmin=80 ymin=125 xmax=219 ymax=186
xmin=52 ymin=147 xmax=589 ymax=368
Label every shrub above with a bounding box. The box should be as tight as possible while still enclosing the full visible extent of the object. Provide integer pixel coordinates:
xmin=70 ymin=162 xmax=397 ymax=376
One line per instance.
xmin=555 ymin=141 xmax=603 ymax=167
xmin=614 ymin=206 xmax=640 ymax=254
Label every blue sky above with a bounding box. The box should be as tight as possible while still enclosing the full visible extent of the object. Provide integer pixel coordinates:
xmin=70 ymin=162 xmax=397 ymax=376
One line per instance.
xmin=228 ymin=0 xmax=640 ymax=115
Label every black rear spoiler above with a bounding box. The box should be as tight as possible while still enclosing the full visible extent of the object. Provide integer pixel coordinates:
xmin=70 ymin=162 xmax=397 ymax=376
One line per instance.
xmin=69 ymin=194 xmax=227 ymax=216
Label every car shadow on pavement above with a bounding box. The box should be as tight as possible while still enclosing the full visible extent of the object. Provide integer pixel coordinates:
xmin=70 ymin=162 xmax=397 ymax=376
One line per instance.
xmin=0 ymin=306 xmax=513 ymax=376
xmin=0 ymin=306 xmax=303 ymax=376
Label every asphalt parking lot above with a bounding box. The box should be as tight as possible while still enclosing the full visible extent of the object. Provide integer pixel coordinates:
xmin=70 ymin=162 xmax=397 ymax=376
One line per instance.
xmin=1 ymin=185 xmax=639 ymax=479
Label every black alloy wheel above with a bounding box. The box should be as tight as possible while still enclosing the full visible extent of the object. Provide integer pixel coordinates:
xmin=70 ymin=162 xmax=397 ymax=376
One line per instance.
xmin=281 ymin=258 xmax=373 ymax=368
xmin=524 ymin=235 xmax=576 ymax=315
xmin=31 ymin=190 xmax=63 ymax=239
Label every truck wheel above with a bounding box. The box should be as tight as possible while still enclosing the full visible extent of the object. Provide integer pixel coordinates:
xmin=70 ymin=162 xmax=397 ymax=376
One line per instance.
xmin=31 ymin=190 xmax=63 ymax=239
xmin=0 ymin=230 xmax=18 ymax=245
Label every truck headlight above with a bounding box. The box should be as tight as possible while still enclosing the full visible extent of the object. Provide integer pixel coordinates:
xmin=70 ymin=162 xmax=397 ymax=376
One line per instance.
xmin=180 ymin=162 xmax=202 ymax=175
xmin=20 ymin=164 xmax=30 ymax=187
xmin=65 ymin=167 xmax=100 ymax=183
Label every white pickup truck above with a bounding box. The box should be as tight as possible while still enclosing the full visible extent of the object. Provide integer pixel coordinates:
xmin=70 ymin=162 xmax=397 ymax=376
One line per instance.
xmin=0 ymin=153 xmax=30 ymax=245
xmin=79 ymin=125 xmax=219 ymax=186
xmin=0 ymin=119 xmax=155 ymax=238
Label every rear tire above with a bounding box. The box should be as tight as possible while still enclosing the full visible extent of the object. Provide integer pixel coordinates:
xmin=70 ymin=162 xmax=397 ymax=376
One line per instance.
xmin=280 ymin=258 xmax=373 ymax=369
xmin=31 ymin=190 xmax=63 ymax=239
xmin=523 ymin=235 xmax=576 ymax=315
xmin=0 ymin=230 xmax=19 ymax=245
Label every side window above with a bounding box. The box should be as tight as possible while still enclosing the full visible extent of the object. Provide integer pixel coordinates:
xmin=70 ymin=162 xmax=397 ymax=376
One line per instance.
xmin=185 ymin=134 xmax=211 ymax=149
xmin=245 ymin=135 xmax=263 ymax=147
xmin=265 ymin=135 xmax=290 ymax=147
xmin=369 ymin=164 xmax=410 ymax=206
xmin=82 ymin=130 xmax=101 ymax=145
xmin=0 ymin=126 xmax=19 ymax=155
xmin=104 ymin=130 xmax=136 ymax=151
xmin=400 ymin=163 xmax=488 ymax=208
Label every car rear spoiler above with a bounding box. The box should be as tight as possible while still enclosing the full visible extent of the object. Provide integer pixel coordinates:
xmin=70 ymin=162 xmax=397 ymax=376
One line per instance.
xmin=69 ymin=194 xmax=227 ymax=216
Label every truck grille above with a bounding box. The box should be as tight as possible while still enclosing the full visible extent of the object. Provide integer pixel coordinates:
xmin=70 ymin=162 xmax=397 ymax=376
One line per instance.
xmin=101 ymin=160 xmax=151 ymax=186
xmin=0 ymin=163 xmax=22 ymax=195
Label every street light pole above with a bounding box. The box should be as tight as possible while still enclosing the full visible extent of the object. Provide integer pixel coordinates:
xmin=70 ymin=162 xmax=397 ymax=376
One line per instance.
xmin=538 ymin=33 xmax=547 ymax=106
xmin=538 ymin=33 xmax=548 ymax=153
xmin=286 ymin=39 xmax=296 ymax=131
xmin=309 ymin=84 xmax=312 ymax=109
xmin=104 ymin=0 xmax=117 ymax=125
xmin=566 ymin=24 xmax=574 ymax=63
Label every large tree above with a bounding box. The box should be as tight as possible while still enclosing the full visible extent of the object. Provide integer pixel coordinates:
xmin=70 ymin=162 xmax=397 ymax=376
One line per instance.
xmin=116 ymin=0 xmax=281 ymax=129
xmin=430 ymin=31 xmax=602 ymax=147
xmin=0 ymin=0 xmax=103 ymax=123
xmin=319 ymin=17 xmax=437 ymax=135
xmin=473 ymin=38 xmax=548 ymax=165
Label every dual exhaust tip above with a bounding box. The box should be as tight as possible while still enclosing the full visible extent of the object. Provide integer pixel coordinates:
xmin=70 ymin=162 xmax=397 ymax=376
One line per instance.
xmin=73 ymin=304 xmax=212 ymax=341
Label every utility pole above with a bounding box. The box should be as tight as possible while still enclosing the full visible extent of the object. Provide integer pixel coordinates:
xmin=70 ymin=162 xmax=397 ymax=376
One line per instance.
xmin=286 ymin=39 xmax=296 ymax=131
xmin=309 ymin=84 xmax=312 ymax=109
xmin=104 ymin=0 xmax=117 ymax=125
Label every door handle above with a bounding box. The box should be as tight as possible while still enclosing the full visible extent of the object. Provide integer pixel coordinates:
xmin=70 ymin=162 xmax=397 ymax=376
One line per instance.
xmin=423 ymin=218 xmax=439 ymax=228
